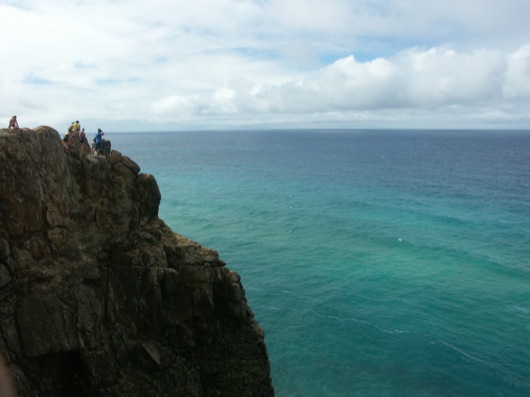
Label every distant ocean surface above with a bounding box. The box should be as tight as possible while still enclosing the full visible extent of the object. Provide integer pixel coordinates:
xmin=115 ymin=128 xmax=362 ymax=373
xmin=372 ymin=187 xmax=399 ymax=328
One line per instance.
xmin=109 ymin=129 xmax=530 ymax=396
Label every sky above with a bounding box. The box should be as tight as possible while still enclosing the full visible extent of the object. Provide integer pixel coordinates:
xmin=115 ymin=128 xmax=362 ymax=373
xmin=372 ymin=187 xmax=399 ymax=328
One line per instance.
xmin=1 ymin=0 xmax=530 ymax=132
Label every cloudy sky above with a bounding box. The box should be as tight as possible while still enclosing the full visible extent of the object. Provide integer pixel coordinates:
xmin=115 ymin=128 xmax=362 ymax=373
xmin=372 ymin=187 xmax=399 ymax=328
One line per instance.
xmin=1 ymin=0 xmax=530 ymax=132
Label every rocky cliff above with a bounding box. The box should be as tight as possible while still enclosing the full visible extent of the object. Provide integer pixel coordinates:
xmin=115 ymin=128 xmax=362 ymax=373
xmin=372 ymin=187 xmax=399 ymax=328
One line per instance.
xmin=0 ymin=127 xmax=274 ymax=396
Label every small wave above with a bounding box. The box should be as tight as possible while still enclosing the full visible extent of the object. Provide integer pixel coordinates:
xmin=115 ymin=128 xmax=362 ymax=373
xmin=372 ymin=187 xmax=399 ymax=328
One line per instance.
xmin=264 ymin=306 xmax=283 ymax=312
xmin=510 ymin=305 xmax=530 ymax=316
xmin=299 ymin=307 xmax=408 ymax=336
xmin=377 ymin=327 xmax=407 ymax=335
xmin=298 ymin=307 xmax=348 ymax=324
xmin=435 ymin=339 xmax=488 ymax=365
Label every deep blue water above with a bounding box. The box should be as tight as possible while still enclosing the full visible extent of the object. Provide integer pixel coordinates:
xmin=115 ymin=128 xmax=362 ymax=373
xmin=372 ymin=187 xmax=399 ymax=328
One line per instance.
xmin=109 ymin=129 xmax=530 ymax=396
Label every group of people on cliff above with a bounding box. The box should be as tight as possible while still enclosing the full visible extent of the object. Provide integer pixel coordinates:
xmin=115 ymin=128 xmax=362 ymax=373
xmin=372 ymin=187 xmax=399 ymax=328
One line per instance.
xmin=63 ymin=120 xmax=105 ymax=154
xmin=7 ymin=116 xmax=106 ymax=155
xmin=64 ymin=120 xmax=86 ymax=142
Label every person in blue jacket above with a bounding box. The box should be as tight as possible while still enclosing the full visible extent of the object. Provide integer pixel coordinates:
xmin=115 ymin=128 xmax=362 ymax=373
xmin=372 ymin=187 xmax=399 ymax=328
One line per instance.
xmin=94 ymin=128 xmax=104 ymax=153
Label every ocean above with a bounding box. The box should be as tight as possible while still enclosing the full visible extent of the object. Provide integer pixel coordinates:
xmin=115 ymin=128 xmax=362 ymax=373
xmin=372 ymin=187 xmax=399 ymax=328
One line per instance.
xmin=109 ymin=129 xmax=530 ymax=396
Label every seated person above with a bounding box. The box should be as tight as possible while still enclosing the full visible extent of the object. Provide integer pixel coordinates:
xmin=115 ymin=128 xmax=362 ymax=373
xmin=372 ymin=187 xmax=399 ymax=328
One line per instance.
xmin=8 ymin=116 xmax=19 ymax=129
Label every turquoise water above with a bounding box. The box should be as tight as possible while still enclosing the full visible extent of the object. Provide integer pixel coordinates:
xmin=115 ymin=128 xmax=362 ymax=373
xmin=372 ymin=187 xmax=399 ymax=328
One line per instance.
xmin=110 ymin=129 xmax=530 ymax=396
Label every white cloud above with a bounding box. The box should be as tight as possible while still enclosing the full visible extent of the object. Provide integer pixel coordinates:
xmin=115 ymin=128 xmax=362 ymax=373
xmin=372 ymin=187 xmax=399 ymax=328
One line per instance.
xmin=504 ymin=44 xmax=530 ymax=100
xmin=1 ymin=0 xmax=530 ymax=131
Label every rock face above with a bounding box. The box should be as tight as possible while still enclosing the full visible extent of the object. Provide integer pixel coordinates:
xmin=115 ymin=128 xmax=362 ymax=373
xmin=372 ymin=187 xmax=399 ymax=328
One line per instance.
xmin=0 ymin=127 xmax=274 ymax=396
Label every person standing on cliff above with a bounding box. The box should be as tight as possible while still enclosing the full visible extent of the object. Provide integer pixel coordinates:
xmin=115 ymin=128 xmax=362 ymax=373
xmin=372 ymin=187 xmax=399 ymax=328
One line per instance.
xmin=94 ymin=128 xmax=104 ymax=153
xmin=73 ymin=120 xmax=81 ymax=135
xmin=7 ymin=116 xmax=19 ymax=129
xmin=80 ymin=128 xmax=86 ymax=143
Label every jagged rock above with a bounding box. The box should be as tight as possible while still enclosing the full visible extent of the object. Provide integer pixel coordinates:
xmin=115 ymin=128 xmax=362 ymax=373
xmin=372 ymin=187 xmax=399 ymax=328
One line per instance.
xmin=101 ymin=140 xmax=112 ymax=156
xmin=0 ymin=127 xmax=274 ymax=397
xmin=137 ymin=173 xmax=161 ymax=217
xmin=121 ymin=155 xmax=141 ymax=175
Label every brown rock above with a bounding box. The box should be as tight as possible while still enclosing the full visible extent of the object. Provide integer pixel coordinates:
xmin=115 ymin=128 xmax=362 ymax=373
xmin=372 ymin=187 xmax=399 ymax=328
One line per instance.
xmin=122 ymin=155 xmax=141 ymax=175
xmin=0 ymin=127 xmax=274 ymax=397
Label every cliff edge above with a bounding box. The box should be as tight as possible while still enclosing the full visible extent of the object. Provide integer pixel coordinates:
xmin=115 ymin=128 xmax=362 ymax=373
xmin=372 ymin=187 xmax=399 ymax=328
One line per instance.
xmin=0 ymin=127 xmax=273 ymax=396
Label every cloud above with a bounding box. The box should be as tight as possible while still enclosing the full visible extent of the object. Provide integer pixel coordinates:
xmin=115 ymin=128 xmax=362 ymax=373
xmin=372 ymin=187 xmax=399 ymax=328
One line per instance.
xmin=1 ymin=0 xmax=530 ymax=130
xmin=504 ymin=44 xmax=530 ymax=100
xmin=151 ymin=47 xmax=516 ymax=116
